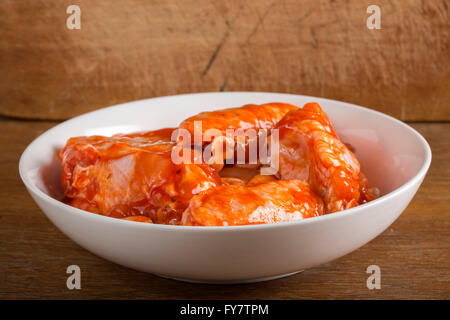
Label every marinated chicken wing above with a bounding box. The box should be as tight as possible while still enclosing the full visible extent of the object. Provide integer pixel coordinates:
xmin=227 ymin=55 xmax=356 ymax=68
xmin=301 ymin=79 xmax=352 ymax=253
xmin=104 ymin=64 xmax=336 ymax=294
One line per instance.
xmin=182 ymin=180 xmax=324 ymax=226
xmin=60 ymin=128 xmax=222 ymax=224
xmin=177 ymin=103 xmax=298 ymax=170
xmin=178 ymin=103 xmax=298 ymax=142
xmin=275 ymin=103 xmax=376 ymax=213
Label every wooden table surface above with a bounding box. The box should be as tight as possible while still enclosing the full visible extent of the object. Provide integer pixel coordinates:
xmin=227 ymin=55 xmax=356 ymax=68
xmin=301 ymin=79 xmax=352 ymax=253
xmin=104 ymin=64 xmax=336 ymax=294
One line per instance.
xmin=0 ymin=117 xmax=449 ymax=299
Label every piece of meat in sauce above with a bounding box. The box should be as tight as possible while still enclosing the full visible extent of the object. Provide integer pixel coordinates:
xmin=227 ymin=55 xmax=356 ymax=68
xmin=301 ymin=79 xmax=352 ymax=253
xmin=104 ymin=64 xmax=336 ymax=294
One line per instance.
xmin=178 ymin=103 xmax=299 ymax=144
xmin=177 ymin=103 xmax=299 ymax=171
xmin=182 ymin=180 xmax=324 ymax=226
xmin=60 ymin=128 xmax=222 ymax=224
xmin=275 ymin=102 xmax=377 ymax=213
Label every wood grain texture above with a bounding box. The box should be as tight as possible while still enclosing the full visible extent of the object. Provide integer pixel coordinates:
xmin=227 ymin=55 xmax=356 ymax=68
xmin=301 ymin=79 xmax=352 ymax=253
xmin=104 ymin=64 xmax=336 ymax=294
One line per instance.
xmin=0 ymin=119 xmax=448 ymax=299
xmin=0 ymin=0 xmax=449 ymax=121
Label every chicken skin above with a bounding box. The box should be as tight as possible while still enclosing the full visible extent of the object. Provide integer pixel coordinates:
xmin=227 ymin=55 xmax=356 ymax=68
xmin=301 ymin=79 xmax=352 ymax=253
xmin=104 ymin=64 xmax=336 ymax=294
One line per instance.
xmin=60 ymin=128 xmax=222 ymax=224
xmin=176 ymin=103 xmax=298 ymax=171
xmin=182 ymin=180 xmax=324 ymax=226
xmin=275 ymin=103 xmax=375 ymax=213
xmin=177 ymin=103 xmax=298 ymax=145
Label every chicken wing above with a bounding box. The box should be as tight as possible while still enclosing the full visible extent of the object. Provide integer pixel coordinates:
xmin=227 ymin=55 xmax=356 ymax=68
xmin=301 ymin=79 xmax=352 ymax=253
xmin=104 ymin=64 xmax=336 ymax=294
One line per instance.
xmin=275 ymin=103 xmax=376 ymax=213
xmin=60 ymin=128 xmax=222 ymax=224
xmin=178 ymin=103 xmax=299 ymax=144
xmin=177 ymin=103 xmax=298 ymax=171
xmin=182 ymin=180 xmax=324 ymax=226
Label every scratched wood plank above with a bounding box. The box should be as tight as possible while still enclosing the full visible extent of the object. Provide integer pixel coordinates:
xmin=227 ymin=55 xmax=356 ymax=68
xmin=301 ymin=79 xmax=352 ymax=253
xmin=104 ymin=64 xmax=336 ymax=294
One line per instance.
xmin=0 ymin=0 xmax=449 ymax=121
xmin=0 ymin=119 xmax=448 ymax=299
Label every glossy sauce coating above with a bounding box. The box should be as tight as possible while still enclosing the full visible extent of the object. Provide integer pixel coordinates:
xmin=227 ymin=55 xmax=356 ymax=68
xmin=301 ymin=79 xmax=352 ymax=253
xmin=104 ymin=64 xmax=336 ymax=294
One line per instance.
xmin=60 ymin=102 xmax=377 ymax=225
xmin=121 ymin=216 xmax=153 ymax=223
xmin=182 ymin=180 xmax=324 ymax=226
xmin=178 ymin=103 xmax=298 ymax=145
xmin=177 ymin=103 xmax=298 ymax=173
xmin=60 ymin=128 xmax=222 ymax=224
xmin=276 ymin=103 xmax=367 ymax=213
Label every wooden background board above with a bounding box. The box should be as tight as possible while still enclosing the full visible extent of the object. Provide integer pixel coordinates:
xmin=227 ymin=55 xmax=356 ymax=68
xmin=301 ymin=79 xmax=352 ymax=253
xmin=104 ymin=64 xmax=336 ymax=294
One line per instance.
xmin=0 ymin=118 xmax=449 ymax=299
xmin=0 ymin=0 xmax=449 ymax=121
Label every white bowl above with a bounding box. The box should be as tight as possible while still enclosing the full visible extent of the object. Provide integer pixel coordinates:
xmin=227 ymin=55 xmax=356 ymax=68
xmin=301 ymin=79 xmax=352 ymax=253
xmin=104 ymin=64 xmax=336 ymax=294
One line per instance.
xmin=19 ymin=92 xmax=431 ymax=283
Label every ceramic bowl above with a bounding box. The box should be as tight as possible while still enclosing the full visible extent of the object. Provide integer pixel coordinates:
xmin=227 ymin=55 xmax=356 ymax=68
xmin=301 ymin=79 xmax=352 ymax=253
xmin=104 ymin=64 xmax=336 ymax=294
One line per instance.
xmin=19 ymin=92 xmax=431 ymax=283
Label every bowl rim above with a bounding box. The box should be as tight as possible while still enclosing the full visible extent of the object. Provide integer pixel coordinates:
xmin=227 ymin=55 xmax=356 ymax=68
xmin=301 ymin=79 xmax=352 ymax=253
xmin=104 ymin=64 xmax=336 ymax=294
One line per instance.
xmin=19 ymin=91 xmax=432 ymax=232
